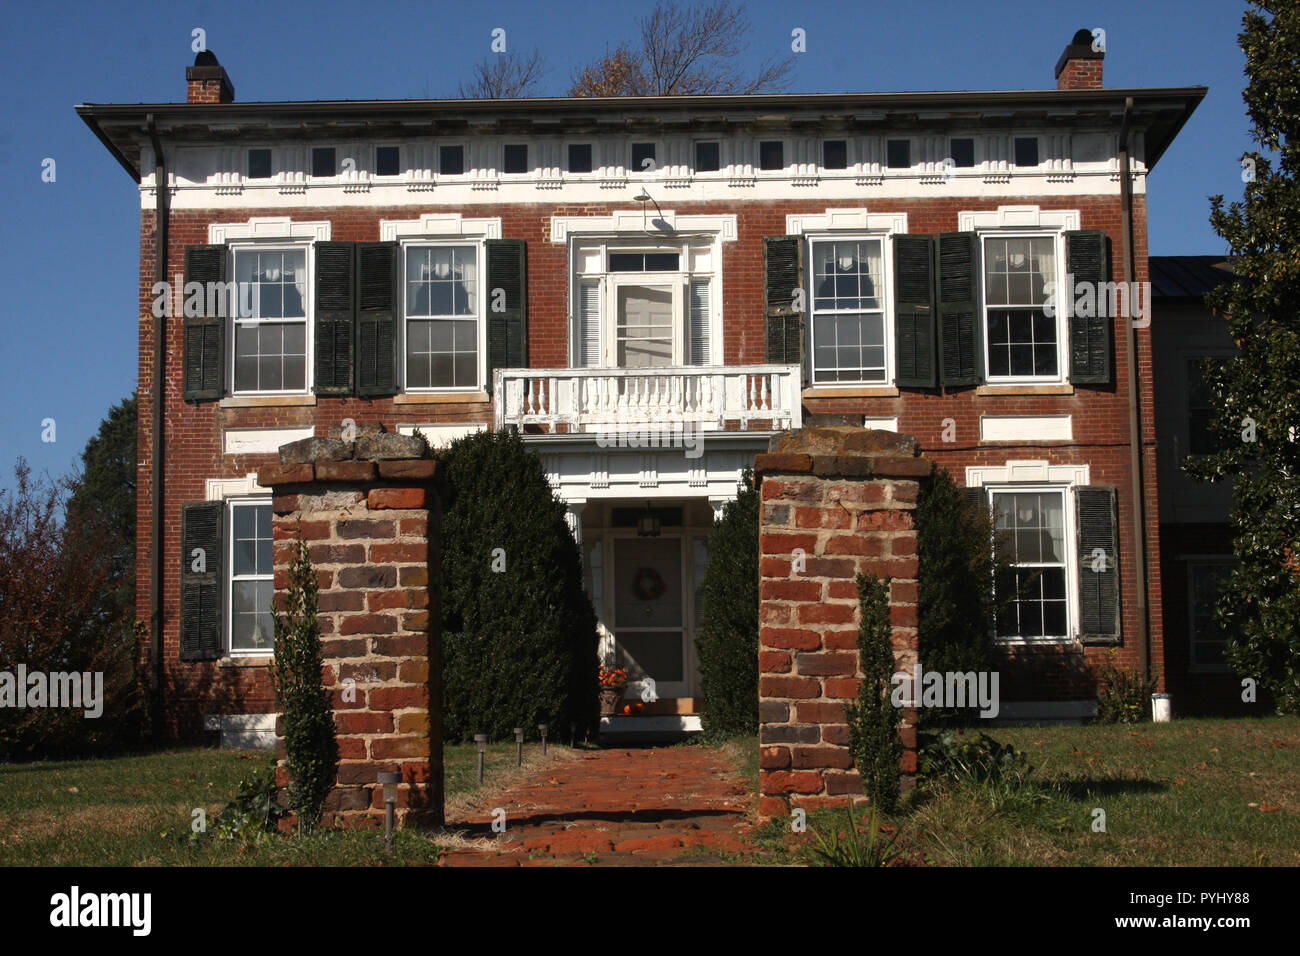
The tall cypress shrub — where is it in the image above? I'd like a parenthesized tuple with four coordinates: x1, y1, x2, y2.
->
(845, 573, 901, 813)
(272, 537, 338, 832)
(439, 429, 598, 740)
(696, 471, 760, 737)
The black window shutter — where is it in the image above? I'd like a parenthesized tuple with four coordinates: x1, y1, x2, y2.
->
(314, 241, 356, 396)
(936, 232, 980, 387)
(892, 234, 936, 388)
(1066, 230, 1113, 385)
(763, 236, 805, 383)
(963, 485, 987, 515)
(179, 501, 223, 662)
(485, 238, 528, 392)
(356, 242, 399, 397)
(182, 244, 226, 402)
(1076, 485, 1121, 643)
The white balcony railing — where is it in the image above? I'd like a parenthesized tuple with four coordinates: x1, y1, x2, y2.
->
(493, 364, 802, 433)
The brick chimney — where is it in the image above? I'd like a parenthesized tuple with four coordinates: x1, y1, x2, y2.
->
(1055, 28, 1104, 90)
(186, 50, 235, 103)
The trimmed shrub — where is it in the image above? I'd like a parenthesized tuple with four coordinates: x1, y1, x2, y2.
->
(1095, 650, 1158, 723)
(917, 468, 1011, 727)
(845, 573, 902, 813)
(439, 429, 597, 741)
(696, 470, 760, 737)
(272, 537, 338, 833)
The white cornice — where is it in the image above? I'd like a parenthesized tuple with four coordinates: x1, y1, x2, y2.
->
(958, 205, 1081, 232)
(965, 460, 1089, 486)
(785, 208, 907, 234)
(209, 217, 330, 243)
(550, 211, 738, 243)
(380, 212, 502, 241)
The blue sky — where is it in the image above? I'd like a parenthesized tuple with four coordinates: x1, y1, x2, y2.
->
(0, 0, 1257, 478)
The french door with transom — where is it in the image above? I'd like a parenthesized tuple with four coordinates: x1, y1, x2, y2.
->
(610, 534, 689, 699)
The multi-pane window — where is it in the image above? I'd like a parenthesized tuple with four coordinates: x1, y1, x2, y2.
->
(983, 235, 1059, 379)
(1187, 359, 1221, 455)
(809, 238, 887, 384)
(404, 245, 478, 389)
(992, 489, 1069, 640)
(695, 141, 721, 172)
(228, 500, 273, 654)
(1189, 561, 1234, 670)
(231, 248, 308, 393)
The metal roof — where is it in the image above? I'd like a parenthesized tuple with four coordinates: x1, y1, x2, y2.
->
(1149, 255, 1236, 298)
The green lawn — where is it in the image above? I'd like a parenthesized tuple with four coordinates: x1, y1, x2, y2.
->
(743, 717, 1300, 866)
(0, 740, 566, 867)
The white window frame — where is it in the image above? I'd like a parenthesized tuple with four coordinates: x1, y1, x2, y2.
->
(373, 144, 402, 179)
(802, 233, 895, 387)
(1013, 135, 1042, 169)
(693, 139, 723, 176)
(629, 139, 660, 177)
(500, 141, 531, 179)
(1185, 556, 1238, 674)
(983, 483, 1077, 645)
(226, 496, 274, 658)
(226, 241, 313, 396)
(568, 237, 720, 370)
(820, 137, 850, 173)
(885, 137, 912, 171)
(437, 142, 468, 178)
(399, 239, 487, 393)
(757, 137, 788, 175)
(977, 230, 1068, 385)
(246, 147, 274, 181)
(307, 145, 338, 182)
(565, 140, 597, 178)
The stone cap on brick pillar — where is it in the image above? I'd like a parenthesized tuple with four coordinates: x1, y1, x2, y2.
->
(256, 429, 444, 488)
(754, 426, 933, 482)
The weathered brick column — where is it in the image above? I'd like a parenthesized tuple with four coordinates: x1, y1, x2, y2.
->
(754, 427, 931, 818)
(258, 428, 443, 829)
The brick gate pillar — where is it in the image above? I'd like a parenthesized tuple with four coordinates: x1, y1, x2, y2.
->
(258, 430, 444, 829)
(753, 427, 932, 819)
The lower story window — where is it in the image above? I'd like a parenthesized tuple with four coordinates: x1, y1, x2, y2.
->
(1189, 561, 1235, 670)
(992, 488, 1069, 640)
(229, 499, 273, 654)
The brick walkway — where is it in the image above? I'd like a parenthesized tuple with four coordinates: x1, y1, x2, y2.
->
(438, 746, 756, 866)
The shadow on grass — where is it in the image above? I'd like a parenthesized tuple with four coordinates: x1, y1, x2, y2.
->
(1047, 778, 1167, 799)
(450, 806, 743, 836)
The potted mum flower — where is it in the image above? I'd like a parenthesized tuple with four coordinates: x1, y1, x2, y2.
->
(598, 665, 629, 716)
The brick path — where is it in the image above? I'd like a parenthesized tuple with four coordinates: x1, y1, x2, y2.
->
(438, 746, 756, 866)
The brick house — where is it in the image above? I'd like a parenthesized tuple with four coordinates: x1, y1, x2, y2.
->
(78, 33, 1205, 743)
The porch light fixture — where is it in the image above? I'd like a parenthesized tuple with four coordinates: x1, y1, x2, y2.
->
(636, 501, 662, 538)
(378, 770, 401, 845)
(474, 733, 488, 784)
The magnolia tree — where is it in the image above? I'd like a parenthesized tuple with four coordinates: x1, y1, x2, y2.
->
(1188, 1, 1300, 713)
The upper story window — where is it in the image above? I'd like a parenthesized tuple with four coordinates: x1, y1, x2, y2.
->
(631, 142, 657, 173)
(503, 144, 528, 174)
(228, 499, 273, 655)
(949, 137, 976, 167)
(247, 148, 272, 180)
(568, 143, 594, 174)
(992, 488, 1069, 640)
(310, 147, 336, 178)
(886, 139, 910, 169)
(808, 238, 888, 385)
(439, 145, 465, 176)
(1186, 359, 1222, 455)
(759, 140, 784, 171)
(822, 140, 848, 170)
(695, 141, 721, 172)
(571, 240, 714, 369)
(403, 244, 480, 390)
(230, 246, 308, 394)
(375, 146, 401, 177)
(981, 234, 1062, 382)
(1014, 136, 1040, 167)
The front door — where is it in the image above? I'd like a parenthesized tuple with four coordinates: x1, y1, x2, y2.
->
(611, 535, 687, 699)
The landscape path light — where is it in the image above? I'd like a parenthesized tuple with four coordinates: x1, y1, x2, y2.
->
(538, 722, 547, 755)
(514, 727, 524, 767)
(378, 770, 400, 846)
(475, 733, 488, 784)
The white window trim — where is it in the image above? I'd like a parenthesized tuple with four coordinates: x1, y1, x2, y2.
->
(629, 139, 661, 177)
(399, 239, 487, 393)
(567, 236, 720, 369)
(307, 145, 339, 182)
(373, 143, 403, 179)
(692, 139, 723, 177)
(380, 213, 502, 242)
(500, 141, 531, 180)
(756, 137, 788, 176)
(967, 461, 1089, 646)
(437, 142, 469, 179)
(976, 229, 1068, 385)
(958, 206, 1081, 233)
(226, 496, 275, 658)
(786, 209, 908, 235)
(209, 217, 330, 244)
(552, 212, 738, 243)
(226, 242, 314, 397)
(803, 233, 894, 387)
(206, 474, 268, 501)
(564, 140, 598, 179)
